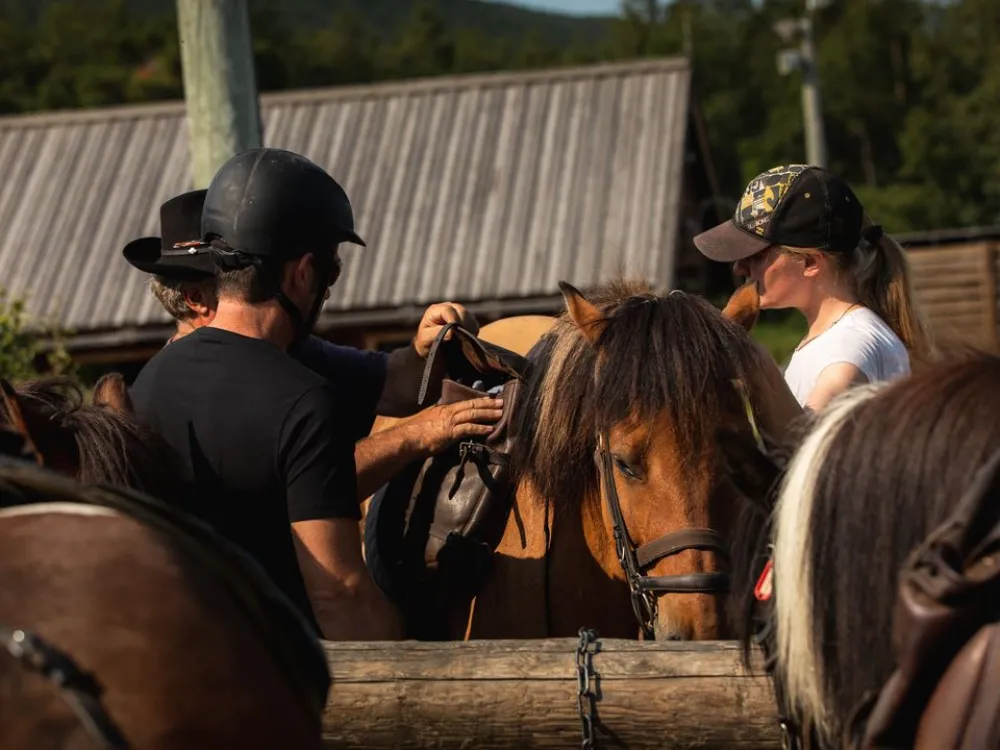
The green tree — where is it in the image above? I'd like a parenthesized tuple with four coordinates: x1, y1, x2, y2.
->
(0, 288, 75, 382)
(379, 3, 455, 80)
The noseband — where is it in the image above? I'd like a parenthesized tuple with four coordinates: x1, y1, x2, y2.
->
(1, 625, 130, 749)
(593, 383, 763, 639)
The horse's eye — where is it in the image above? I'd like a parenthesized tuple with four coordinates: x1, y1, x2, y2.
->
(613, 456, 641, 481)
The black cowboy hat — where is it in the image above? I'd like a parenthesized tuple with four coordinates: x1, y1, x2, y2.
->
(122, 190, 215, 279)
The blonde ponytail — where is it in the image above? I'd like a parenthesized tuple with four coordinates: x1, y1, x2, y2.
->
(849, 214, 933, 360)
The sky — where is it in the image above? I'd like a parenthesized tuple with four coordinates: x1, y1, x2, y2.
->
(496, 0, 621, 17)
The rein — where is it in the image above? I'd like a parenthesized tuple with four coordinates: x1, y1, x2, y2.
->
(0, 625, 130, 749)
(593, 383, 763, 639)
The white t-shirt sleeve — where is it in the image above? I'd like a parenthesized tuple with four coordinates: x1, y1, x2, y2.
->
(811, 328, 882, 382)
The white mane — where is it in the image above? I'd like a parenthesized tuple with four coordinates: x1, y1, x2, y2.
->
(772, 383, 882, 739)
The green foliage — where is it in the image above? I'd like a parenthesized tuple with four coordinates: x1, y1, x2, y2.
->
(751, 311, 808, 369)
(0, 288, 76, 382)
(0, 0, 997, 234)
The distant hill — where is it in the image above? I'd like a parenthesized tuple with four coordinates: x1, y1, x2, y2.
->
(0, 0, 616, 47)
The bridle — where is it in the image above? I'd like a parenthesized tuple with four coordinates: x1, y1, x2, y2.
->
(594, 438, 731, 638)
(592, 382, 764, 639)
(0, 625, 130, 749)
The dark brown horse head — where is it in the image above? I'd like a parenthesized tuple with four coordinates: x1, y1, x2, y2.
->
(556, 279, 800, 641)
(0, 376, 182, 501)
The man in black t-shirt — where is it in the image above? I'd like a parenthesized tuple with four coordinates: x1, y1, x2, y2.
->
(125, 189, 502, 479)
(130, 148, 502, 640)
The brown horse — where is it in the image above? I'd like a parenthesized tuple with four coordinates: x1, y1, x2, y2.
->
(0, 443, 330, 749)
(0, 374, 183, 500)
(731, 349, 1000, 748)
(431, 278, 802, 641)
(0, 374, 330, 748)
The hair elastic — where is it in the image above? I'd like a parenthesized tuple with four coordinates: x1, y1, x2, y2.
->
(862, 224, 884, 245)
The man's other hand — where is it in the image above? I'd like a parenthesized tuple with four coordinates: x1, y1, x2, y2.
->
(413, 302, 480, 359)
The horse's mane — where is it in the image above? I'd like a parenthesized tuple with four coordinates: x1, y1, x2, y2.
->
(7, 376, 184, 501)
(510, 277, 765, 508)
(509, 279, 643, 504)
(766, 348, 1000, 745)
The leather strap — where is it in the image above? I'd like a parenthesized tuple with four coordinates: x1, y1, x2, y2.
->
(636, 528, 731, 569)
(418, 322, 456, 407)
(637, 571, 731, 594)
(0, 625, 130, 749)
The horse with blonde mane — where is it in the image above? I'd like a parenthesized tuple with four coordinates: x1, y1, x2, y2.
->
(377, 278, 803, 641)
(730, 348, 1000, 748)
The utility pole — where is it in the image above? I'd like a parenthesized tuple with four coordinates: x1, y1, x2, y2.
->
(176, 0, 262, 189)
(774, 0, 831, 167)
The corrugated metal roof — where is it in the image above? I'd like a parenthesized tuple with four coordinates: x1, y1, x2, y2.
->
(0, 58, 692, 338)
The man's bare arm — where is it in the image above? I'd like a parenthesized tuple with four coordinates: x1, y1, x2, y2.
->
(355, 396, 503, 500)
(375, 343, 441, 417)
(291, 517, 403, 641)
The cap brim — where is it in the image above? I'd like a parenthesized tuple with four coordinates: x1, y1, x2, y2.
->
(342, 229, 366, 248)
(123, 237, 216, 279)
(694, 220, 771, 263)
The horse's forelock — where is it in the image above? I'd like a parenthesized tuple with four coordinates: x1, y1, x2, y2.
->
(588, 290, 762, 476)
(509, 277, 652, 507)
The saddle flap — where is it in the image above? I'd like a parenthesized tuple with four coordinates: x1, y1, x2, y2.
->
(449, 327, 533, 382)
(418, 324, 532, 407)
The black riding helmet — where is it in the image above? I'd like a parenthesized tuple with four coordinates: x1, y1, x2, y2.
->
(201, 147, 366, 338)
(202, 147, 366, 258)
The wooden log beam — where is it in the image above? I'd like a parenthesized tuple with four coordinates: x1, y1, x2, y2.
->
(322, 638, 781, 749)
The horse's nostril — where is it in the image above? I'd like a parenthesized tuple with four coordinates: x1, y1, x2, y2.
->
(666, 633, 683, 641)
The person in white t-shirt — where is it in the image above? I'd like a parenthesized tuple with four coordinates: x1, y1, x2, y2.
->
(694, 165, 931, 412)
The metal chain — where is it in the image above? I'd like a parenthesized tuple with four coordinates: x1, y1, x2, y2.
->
(576, 627, 599, 749)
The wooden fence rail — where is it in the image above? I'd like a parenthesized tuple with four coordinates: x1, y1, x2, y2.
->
(321, 638, 782, 749)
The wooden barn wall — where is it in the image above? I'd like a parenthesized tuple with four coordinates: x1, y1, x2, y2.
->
(905, 241, 999, 350)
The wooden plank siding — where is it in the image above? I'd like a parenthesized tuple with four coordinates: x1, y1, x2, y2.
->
(906, 242, 1000, 350)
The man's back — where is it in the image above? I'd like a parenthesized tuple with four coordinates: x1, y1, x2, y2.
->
(130, 327, 359, 631)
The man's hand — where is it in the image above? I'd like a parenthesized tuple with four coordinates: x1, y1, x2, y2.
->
(413, 302, 480, 359)
(355, 395, 504, 500)
(404, 395, 504, 455)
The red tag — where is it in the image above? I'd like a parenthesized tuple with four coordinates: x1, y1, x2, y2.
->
(754, 559, 773, 602)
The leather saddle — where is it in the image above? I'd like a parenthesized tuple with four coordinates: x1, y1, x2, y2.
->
(365, 324, 534, 639)
(845, 449, 1000, 749)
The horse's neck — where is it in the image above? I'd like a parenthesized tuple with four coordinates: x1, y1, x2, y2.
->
(748, 346, 803, 442)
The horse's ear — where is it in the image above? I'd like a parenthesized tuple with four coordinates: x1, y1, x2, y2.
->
(722, 282, 760, 332)
(0, 379, 43, 465)
(558, 281, 606, 345)
(92, 373, 134, 414)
